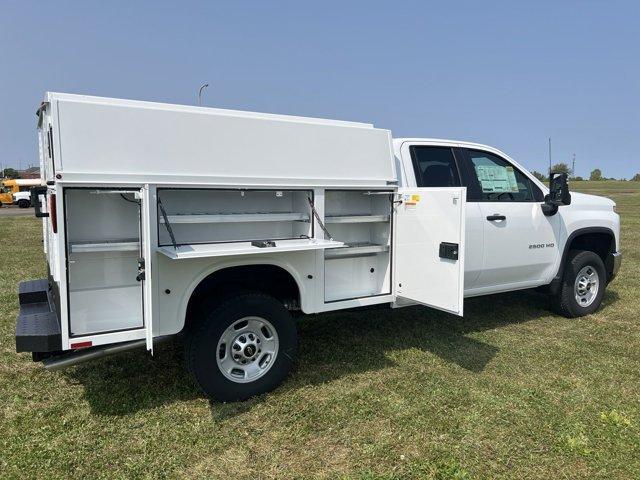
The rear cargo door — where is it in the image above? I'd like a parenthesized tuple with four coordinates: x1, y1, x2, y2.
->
(393, 187, 466, 315)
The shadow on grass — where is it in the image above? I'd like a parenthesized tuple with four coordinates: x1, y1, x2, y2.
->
(65, 288, 615, 416)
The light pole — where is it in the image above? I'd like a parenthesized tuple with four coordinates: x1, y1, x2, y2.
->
(548, 137, 553, 177)
(198, 83, 209, 106)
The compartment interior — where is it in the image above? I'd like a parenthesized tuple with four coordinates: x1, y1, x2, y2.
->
(157, 189, 312, 246)
(65, 189, 143, 336)
(324, 190, 392, 302)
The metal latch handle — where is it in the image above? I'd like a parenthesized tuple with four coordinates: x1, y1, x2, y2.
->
(136, 258, 146, 282)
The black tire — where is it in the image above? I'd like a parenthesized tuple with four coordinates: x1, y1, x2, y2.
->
(17, 199, 30, 208)
(553, 250, 606, 318)
(185, 292, 297, 402)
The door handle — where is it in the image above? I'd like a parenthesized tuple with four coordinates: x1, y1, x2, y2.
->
(486, 214, 506, 221)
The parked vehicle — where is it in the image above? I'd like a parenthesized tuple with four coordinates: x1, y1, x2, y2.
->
(16, 93, 621, 401)
(0, 178, 40, 207)
(13, 190, 32, 208)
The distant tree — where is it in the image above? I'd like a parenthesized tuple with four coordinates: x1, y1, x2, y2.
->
(531, 170, 547, 182)
(571, 176, 584, 181)
(551, 163, 571, 175)
(632, 173, 640, 182)
(589, 168, 603, 181)
(2, 168, 19, 179)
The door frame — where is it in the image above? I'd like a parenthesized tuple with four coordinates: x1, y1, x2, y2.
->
(61, 186, 151, 348)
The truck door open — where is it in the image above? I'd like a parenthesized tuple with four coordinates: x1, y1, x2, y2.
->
(393, 187, 466, 316)
(64, 188, 149, 338)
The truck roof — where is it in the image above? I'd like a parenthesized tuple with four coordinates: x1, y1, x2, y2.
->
(393, 137, 504, 152)
(392, 138, 548, 192)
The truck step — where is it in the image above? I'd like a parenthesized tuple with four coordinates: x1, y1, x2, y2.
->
(15, 298, 61, 354)
(18, 279, 49, 305)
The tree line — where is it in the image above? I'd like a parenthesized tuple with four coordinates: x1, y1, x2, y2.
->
(531, 163, 640, 182)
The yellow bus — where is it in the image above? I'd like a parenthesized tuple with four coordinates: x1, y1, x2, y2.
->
(0, 178, 42, 207)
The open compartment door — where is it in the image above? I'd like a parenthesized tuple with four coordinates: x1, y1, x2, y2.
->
(393, 187, 466, 316)
(140, 186, 154, 352)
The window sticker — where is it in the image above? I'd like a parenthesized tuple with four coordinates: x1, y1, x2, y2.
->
(505, 166, 519, 192)
(475, 165, 519, 193)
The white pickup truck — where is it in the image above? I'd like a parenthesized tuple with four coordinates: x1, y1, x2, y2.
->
(16, 93, 621, 401)
(393, 139, 621, 315)
(13, 190, 32, 208)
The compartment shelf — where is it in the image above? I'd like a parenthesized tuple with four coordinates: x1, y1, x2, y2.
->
(160, 212, 310, 224)
(325, 214, 390, 224)
(324, 242, 389, 259)
(158, 238, 344, 260)
(70, 240, 140, 253)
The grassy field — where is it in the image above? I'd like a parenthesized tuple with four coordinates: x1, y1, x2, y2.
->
(1, 181, 638, 479)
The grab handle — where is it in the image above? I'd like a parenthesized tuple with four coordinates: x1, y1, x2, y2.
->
(31, 186, 49, 218)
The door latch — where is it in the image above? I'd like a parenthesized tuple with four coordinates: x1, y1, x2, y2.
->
(136, 257, 146, 281)
(439, 242, 459, 260)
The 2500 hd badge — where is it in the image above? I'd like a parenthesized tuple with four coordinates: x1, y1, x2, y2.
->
(529, 243, 555, 249)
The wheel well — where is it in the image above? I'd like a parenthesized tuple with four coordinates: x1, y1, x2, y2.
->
(185, 264, 300, 327)
(568, 231, 614, 263)
(566, 230, 615, 281)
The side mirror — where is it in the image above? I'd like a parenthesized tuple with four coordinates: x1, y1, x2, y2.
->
(549, 172, 571, 206)
(541, 172, 571, 216)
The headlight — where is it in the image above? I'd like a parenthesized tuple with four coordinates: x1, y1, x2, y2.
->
(613, 204, 618, 213)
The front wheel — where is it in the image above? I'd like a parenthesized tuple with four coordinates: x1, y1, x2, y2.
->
(185, 292, 298, 401)
(553, 250, 606, 318)
(17, 199, 30, 208)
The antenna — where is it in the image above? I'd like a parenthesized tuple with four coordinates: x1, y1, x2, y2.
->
(572, 153, 576, 177)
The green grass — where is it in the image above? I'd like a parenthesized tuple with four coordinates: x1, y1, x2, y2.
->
(1, 181, 639, 479)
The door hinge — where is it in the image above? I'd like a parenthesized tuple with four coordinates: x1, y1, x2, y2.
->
(136, 258, 146, 281)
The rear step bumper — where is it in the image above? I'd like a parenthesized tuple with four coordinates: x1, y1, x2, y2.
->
(15, 279, 62, 353)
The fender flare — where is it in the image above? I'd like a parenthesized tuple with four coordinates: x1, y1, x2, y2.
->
(548, 226, 616, 293)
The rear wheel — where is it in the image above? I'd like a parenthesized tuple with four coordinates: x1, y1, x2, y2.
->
(17, 199, 30, 208)
(185, 292, 297, 401)
(553, 250, 606, 318)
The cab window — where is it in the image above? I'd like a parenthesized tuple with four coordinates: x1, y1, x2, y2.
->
(465, 149, 541, 202)
(409, 146, 461, 187)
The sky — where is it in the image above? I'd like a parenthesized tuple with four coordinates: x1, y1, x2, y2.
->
(0, 1, 638, 178)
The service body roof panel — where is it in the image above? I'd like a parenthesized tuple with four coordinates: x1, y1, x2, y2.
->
(49, 93, 395, 187)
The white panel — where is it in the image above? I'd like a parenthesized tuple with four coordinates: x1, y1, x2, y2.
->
(70, 286, 143, 335)
(52, 93, 394, 186)
(324, 253, 390, 302)
(158, 238, 343, 260)
(394, 188, 466, 315)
